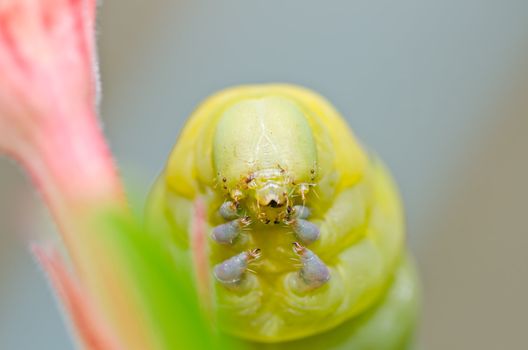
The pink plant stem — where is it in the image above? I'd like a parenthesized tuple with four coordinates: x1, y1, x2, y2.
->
(21, 107, 134, 343)
(0, 1, 154, 347)
(33, 245, 123, 350)
(13, 94, 122, 268)
(21, 108, 154, 349)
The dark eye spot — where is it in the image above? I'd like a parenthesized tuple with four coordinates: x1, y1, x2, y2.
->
(222, 177, 227, 182)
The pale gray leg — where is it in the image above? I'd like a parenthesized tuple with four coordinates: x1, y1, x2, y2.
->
(213, 248, 261, 286)
(212, 216, 250, 245)
(292, 242, 330, 291)
(219, 201, 239, 220)
(289, 218, 320, 244)
(292, 205, 311, 220)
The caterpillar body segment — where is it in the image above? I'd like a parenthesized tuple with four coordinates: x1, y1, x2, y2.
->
(147, 84, 418, 344)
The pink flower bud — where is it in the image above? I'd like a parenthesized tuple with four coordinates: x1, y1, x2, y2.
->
(0, 0, 120, 205)
(0, 1, 153, 348)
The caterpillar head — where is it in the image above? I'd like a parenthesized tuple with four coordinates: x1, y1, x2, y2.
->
(213, 96, 317, 223)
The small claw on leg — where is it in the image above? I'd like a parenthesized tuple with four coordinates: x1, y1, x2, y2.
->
(213, 248, 261, 287)
(287, 218, 320, 244)
(212, 216, 251, 244)
(292, 242, 330, 292)
(298, 183, 310, 204)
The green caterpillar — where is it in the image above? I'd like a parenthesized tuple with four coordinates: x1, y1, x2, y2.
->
(146, 84, 419, 348)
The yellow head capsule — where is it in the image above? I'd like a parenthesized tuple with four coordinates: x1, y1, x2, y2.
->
(213, 96, 317, 222)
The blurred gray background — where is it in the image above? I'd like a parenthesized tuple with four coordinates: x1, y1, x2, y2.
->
(1, 0, 527, 349)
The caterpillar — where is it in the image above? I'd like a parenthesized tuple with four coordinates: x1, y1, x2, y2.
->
(146, 84, 419, 348)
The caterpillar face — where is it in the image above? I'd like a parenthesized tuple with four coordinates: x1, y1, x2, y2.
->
(148, 84, 416, 344)
(213, 97, 318, 224)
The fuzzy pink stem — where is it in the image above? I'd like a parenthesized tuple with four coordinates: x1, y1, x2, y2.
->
(0, 1, 154, 347)
(33, 245, 122, 350)
(20, 106, 126, 280)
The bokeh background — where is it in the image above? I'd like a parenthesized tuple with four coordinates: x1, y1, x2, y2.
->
(1, 1, 527, 349)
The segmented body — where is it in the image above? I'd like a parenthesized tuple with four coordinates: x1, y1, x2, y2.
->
(147, 85, 418, 345)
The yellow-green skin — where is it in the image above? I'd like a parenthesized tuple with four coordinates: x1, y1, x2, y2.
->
(147, 84, 419, 347)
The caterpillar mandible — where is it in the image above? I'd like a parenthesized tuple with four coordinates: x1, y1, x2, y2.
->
(146, 84, 419, 348)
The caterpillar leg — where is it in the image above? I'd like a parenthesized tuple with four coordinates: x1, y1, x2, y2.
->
(219, 201, 239, 220)
(285, 205, 320, 244)
(213, 248, 261, 287)
(292, 205, 311, 220)
(212, 216, 251, 245)
(287, 217, 320, 245)
(291, 242, 330, 292)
